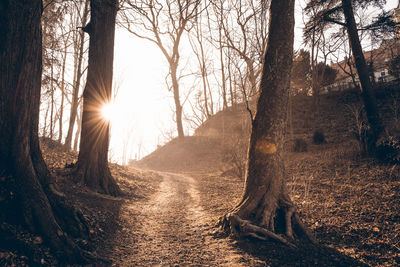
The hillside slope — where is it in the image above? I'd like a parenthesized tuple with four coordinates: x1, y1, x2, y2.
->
(137, 84, 400, 173)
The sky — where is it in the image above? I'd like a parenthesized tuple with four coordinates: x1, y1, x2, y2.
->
(109, 0, 399, 164)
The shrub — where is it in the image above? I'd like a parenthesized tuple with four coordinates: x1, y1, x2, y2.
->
(313, 130, 326, 144)
(346, 103, 369, 154)
(293, 138, 308, 152)
(376, 136, 400, 164)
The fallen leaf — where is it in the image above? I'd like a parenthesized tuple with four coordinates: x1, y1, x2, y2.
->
(33, 236, 43, 245)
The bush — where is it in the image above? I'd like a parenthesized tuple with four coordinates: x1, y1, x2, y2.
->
(313, 130, 326, 144)
(376, 136, 400, 164)
(293, 138, 308, 152)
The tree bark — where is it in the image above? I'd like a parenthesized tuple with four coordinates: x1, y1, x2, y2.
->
(0, 1, 88, 262)
(72, 0, 120, 196)
(342, 0, 384, 155)
(221, 0, 315, 245)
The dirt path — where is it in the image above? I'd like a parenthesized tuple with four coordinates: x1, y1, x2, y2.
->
(108, 171, 247, 266)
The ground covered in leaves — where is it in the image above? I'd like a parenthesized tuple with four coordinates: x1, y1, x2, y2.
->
(192, 140, 400, 266)
(2, 135, 399, 266)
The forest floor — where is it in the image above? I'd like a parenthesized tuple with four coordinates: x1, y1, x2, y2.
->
(1, 138, 400, 266)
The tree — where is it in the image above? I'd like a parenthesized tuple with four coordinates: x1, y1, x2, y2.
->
(65, 0, 90, 150)
(0, 0, 89, 262)
(305, 0, 386, 155)
(188, 4, 214, 119)
(216, 0, 269, 99)
(42, 1, 66, 140)
(122, 0, 201, 139)
(213, 1, 228, 109)
(71, 0, 120, 196)
(341, 0, 384, 155)
(389, 54, 400, 79)
(291, 49, 311, 94)
(315, 62, 338, 87)
(220, 0, 315, 246)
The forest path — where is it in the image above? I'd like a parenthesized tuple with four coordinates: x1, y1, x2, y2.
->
(108, 171, 246, 266)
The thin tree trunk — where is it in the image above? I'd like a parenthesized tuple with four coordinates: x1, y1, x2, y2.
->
(227, 54, 235, 106)
(206, 69, 214, 115)
(171, 64, 184, 138)
(191, 19, 211, 118)
(49, 51, 55, 139)
(219, 23, 228, 109)
(65, 0, 89, 150)
(58, 37, 68, 143)
(202, 67, 210, 117)
(342, 0, 384, 155)
(73, 100, 83, 151)
(72, 0, 120, 196)
(221, 0, 315, 245)
(245, 58, 257, 97)
(43, 103, 50, 137)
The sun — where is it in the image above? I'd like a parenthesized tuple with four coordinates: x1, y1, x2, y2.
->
(101, 103, 117, 122)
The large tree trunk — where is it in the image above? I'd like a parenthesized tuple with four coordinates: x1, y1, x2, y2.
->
(221, 0, 315, 246)
(72, 0, 120, 196)
(342, 0, 384, 155)
(0, 1, 88, 263)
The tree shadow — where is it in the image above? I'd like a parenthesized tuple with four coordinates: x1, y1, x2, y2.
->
(228, 236, 368, 267)
(56, 176, 124, 264)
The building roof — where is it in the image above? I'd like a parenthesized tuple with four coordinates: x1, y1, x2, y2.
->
(330, 39, 400, 81)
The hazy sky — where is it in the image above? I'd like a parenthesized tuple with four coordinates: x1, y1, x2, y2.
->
(110, 0, 399, 163)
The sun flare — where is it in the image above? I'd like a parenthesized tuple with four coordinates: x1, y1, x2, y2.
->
(101, 103, 116, 122)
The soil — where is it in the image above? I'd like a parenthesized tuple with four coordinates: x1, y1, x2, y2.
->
(102, 172, 246, 266)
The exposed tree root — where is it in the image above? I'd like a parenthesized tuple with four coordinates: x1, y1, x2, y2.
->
(16, 155, 94, 263)
(57, 162, 120, 197)
(219, 195, 317, 248)
(46, 184, 89, 238)
(293, 212, 318, 244)
(221, 213, 297, 248)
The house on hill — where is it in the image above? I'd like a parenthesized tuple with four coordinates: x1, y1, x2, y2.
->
(321, 39, 400, 94)
(394, 2, 400, 35)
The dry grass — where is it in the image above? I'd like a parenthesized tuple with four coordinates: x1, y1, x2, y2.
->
(285, 141, 400, 266)
(181, 138, 400, 266)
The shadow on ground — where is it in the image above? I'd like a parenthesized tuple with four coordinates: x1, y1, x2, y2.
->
(228, 236, 368, 267)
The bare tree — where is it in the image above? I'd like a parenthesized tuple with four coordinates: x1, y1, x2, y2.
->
(122, 0, 201, 139)
(188, 3, 215, 119)
(215, 0, 269, 98)
(57, 24, 72, 143)
(65, 0, 90, 150)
